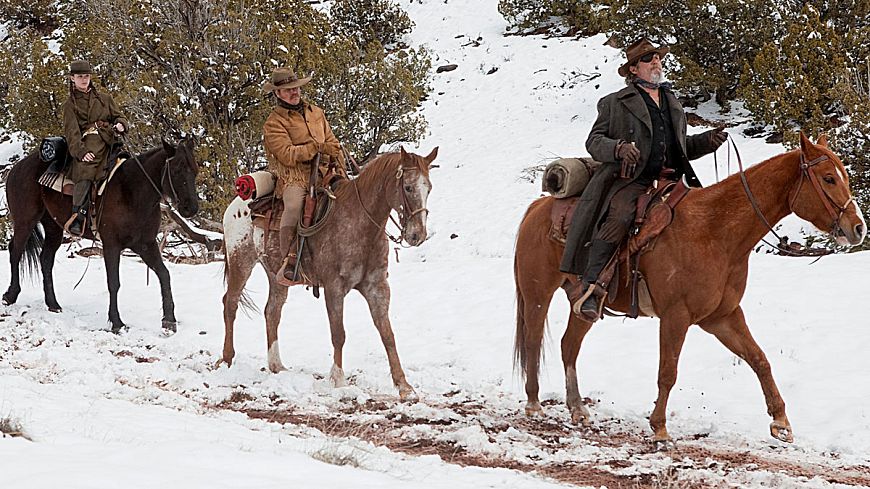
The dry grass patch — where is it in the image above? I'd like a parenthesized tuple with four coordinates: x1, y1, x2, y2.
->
(0, 414, 31, 441)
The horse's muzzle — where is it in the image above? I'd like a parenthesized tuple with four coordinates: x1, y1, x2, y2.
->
(835, 219, 866, 246)
(404, 230, 427, 247)
(179, 202, 199, 219)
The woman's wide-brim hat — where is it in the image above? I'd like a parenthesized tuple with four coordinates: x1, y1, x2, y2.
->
(69, 59, 93, 75)
(263, 67, 312, 92)
(618, 38, 669, 78)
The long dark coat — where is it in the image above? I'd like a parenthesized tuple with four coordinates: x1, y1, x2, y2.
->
(62, 83, 128, 182)
(560, 85, 717, 274)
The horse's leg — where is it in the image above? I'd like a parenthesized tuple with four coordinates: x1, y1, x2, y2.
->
(518, 286, 553, 417)
(132, 240, 177, 332)
(649, 311, 691, 450)
(561, 310, 594, 425)
(2, 218, 38, 306)
(358, 277, 416, 401)
(263, 276, 289, 373)
(39, 214, 63, 312)
(700, 306, 792, 443)
(323, 286, 350, 387)
(219, 251, 257, 368)
(102, 243, 126, 333)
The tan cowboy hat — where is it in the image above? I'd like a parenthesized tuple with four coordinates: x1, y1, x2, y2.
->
(262, 67, 312, 92)
(617, 38, 670, 78)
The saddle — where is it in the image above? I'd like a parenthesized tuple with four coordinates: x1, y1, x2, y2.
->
(249, 170, 344, 233)
(249, 168, 346, 292)
(38, 137, 129, 236)
(552, 175, 692, 318)
(38, 137, 127, 196)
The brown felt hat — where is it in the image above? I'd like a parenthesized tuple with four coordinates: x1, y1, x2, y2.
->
(262, 67, 312, 92)
(618, 38, 669, 78)
(69, 59, 93, 75)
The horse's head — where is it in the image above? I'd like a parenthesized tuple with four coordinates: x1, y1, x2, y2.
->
(790, 133, 866, 246)
(392, 146, 437, 246)
(162, 138, 200, 218)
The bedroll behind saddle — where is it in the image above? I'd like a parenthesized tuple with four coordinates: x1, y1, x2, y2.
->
(542, 157, 602, 199)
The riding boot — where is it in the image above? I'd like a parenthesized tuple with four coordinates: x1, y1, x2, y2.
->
(65, 180, 93, 236)
(275, 225, 303, 287)
(572, 239, 618, 320)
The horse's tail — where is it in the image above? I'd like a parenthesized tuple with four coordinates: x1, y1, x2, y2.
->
(220, 259, 257, 317)
(21, 224, 45, 280)
(513, 204, 535, 384)
(513, 254, 528, 383)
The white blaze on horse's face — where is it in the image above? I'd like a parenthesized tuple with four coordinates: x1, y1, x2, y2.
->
(795, 134, 866, 246)
(401, 165, 431, 247)
(396, 147, 437, 247)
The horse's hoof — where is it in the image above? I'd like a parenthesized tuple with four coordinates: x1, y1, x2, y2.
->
(653, 438, 677, 452)
(2, 294, 15, 306)
(524, 401, 544, 417)
(268, 363, 287, 374)
(48, 306, 62, 313)
(770, 422, 794, 443)
(398, 385, 418, 402)
(570, 407, 593, 427)
(162, 320, 177, 333)
(330, 365, 347, 387)
(214, 357, 232, 369)
(111, 323, 128, 334)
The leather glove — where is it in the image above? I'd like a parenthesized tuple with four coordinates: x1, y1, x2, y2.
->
(616, 141, 640, 165)
(708, 127, 728, 149)
(299, 141, 320, 161)
(323, 141, 342, 158)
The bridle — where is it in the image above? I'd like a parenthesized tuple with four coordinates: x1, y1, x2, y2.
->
(353, 158, 429, 246)
(730, 139, 852, 256)
(134, 150, 184, 210)
(789, 152, 853, 238)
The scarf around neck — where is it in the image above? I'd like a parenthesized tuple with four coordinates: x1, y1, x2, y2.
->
(634, 78, 673, 91)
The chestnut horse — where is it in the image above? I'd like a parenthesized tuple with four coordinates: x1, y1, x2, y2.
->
(219, 147, 437, 400)
(514, 134, 865, 448)
(2, 140, 200, 333)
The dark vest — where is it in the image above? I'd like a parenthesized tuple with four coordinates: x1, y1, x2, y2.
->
(637, 87, 681, 180)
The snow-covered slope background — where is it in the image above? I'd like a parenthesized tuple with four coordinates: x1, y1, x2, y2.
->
(2, 1, 869, 487)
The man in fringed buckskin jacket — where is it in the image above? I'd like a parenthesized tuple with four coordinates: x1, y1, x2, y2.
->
(561, 38, 728, 321)
(262, 67, 345, 286)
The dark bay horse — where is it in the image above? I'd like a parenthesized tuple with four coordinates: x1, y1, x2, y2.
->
(514, 133, 865, 448)
(220, 147, 437, 400)
(2, 140, 200, 333)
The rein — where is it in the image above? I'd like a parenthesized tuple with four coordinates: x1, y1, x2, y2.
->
(132, 152, 179, 210)
(729, 139, 842, 257)
(351, 154, 428, 246)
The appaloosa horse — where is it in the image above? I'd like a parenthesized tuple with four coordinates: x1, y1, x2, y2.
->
(2, 140, 200, 333)
(220, 147, 437, 400)
(514, 133, 865, 448)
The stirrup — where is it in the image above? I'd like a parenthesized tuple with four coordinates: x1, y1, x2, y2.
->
(571, 283, 605, 320)
(64, 213, 85, 237)
(275, 255, 305, 287)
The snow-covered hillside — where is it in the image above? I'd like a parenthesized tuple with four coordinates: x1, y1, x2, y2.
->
(2, 1, 869, 488)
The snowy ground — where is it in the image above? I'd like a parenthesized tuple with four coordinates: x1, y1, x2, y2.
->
(2, 1, 870, 488)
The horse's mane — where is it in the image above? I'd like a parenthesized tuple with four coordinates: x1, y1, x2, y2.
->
(334, 151, 412, 200)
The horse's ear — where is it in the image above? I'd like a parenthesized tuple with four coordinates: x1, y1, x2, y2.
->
(424, 146, 439, 167)
(799, 131, 813, 154)
(399, 146, 408, 158)
(817, 133, 829, 148)
(162, 138, 176, 156)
